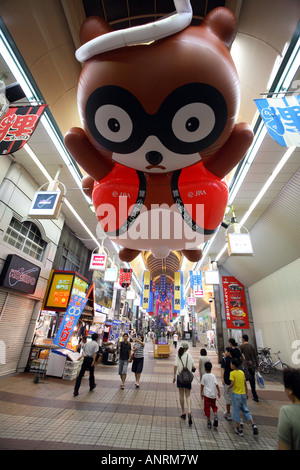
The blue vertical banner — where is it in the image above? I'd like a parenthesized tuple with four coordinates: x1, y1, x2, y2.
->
(53, 295, 88, 349)
(109, 319, 122, 341)
(149, 289, 153, 313)
(255, 95, 300, 147)
(190, 271, 204, 297)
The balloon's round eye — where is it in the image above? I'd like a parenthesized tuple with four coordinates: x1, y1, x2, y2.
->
(94, 105, 133, 143)
(172, 103, 215, 143)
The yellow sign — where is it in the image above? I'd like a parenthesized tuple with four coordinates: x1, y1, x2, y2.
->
(174, 271, 182, 311)
(43, 272, 88, 310)
(142, 271, 151, 310)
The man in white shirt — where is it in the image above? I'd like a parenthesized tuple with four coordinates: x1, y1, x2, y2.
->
(200, 361, 220, 428)
(74, 333, 99, 396)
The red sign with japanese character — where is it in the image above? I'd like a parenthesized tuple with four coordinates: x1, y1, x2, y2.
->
(0, 105, 47, 155)
(222, 276, 250, 329)
(119, 268, 132, 288)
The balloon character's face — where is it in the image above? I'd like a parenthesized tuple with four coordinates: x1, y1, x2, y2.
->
(77, 15, 239, 174)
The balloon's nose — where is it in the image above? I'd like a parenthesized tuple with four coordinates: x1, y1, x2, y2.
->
(145, 151, 163, 166)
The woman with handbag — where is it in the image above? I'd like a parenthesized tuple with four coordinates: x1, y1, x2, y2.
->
(173, 341, 196, 425)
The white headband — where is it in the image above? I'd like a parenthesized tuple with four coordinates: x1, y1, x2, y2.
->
(75, 0, 193, 62)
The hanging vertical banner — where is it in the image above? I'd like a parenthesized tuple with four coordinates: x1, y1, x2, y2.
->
(53, 295, 88, 349)
(160, 275, 166, 293)
(255, 95, 300, 147)
(109, 319, 122, 341)
(222, 276, 250, 329)
(190, 271, 204, 297)
(0, 104, 47, 155)
(148, 289, 153, 315)
(119, 268, 132, 288)
(141, 270, 151, 310)
(173, 271, 183, 312)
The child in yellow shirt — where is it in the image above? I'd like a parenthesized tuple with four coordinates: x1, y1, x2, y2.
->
(228, 358, 258, 436)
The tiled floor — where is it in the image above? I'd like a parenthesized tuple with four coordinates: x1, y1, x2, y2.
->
(0, 340, 288, 451)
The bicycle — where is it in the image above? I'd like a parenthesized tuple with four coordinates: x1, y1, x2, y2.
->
(259, 350, 288, 374)
(257, 347, 271, 363)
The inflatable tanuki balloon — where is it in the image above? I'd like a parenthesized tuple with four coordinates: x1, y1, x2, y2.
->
(65, 4, 253, 263)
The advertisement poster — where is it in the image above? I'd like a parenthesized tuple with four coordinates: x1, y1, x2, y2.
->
(222, 276, 249, 329)
(109, 320, 122, 341)
(93, 270, 113, 309)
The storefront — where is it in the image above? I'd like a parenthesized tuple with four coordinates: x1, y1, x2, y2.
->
(27, 270, 89, 374)
(0, 254, 42, 376)
(196, 308, 216, 348)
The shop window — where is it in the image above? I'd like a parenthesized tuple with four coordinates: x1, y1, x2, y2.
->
(4, 217, 46, 261)
(59, 246, 81, 272)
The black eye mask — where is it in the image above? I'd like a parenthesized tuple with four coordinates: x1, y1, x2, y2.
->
(85, 83, 227, 155)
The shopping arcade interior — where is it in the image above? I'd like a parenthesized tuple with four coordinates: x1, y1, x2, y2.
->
(0, 0, 299, 349)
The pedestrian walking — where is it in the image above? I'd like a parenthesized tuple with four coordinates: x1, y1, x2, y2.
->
(199, 348, 211, 380)
(173, 333, 178, 349)
(132, 334, 144, 388)
(221, 346, 233, 420)
(173, 341, 195, 425)
(228, 358, 258, 436)
(228, 338, 242, 364)
(201, 362, 221, 428)
(239, 334, 259, 402)
(73, 333, 99, 396)
(118, 332, 132, 389)
(277, 368, 300, 450)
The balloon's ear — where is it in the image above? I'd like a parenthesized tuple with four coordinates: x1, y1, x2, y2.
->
(201, 7, 237, 48)
(79, 16, 112, 45)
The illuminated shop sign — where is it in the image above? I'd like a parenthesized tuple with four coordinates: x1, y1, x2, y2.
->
(43, 271, 88, 310)
(28, 190, 63, 220)
(89, 253, 108, 271)
(0, 254, 41, 294)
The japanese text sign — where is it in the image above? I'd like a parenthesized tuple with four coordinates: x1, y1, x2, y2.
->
(142, 270, 151, 310)
(173, 271, 183, 312)
(0, 105, 47, 155)
(119, 268, 132, 288)
(190, 270, 204, 297)
(255, 95, 300, 147)
(222, 276, 249, 329)
(53, 295, 87, 349)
